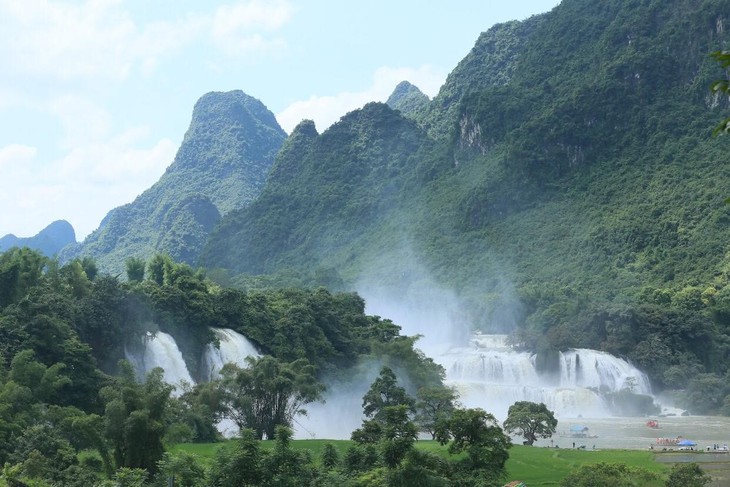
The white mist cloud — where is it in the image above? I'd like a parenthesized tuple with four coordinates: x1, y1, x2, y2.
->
(276, 64, 446, 133)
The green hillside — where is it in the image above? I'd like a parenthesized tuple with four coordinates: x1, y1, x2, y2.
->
(201, 0, 730, 397)
(59, 90, 286, 273)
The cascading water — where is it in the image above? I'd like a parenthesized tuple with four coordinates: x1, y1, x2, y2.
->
(440, 333, 653, 419)
(125, 331, 194, 391)
(126, 328, 261, 388)
(201, 328, 261, 381)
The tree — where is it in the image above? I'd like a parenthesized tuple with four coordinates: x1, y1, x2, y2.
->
(436, 407, 511, 485)
(361, 366, 415, 420)
(379, 405, 419, 469)
(125, 258, 146, 283)
(101, 363, 173, 474)
(154, 452, 206, 487)
(320, 443, 340, 470)
(0, 247, 47, 309)
(711, 50, 730, 136)
(666, 462, 711, 487)
(352, 366, 416, 445)
(219, 355, 324, 439)
(415, 386, 459, 440)
(261, 425, 316, 486)
(502, 401, 558, 446)
(207, 428, 263, 487)
(560, 462, 659, 487)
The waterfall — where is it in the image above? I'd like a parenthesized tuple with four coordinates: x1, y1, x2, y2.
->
(202, 328, 261, 381)
(439, 333, 652, 419)
(125, 331, 194, 391)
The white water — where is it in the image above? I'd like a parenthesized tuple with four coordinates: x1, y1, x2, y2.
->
(201, 328, 261, 381)
(441, 333, 653, 419)
(125, 331, 194, 391)
(126, 327, 260, 389)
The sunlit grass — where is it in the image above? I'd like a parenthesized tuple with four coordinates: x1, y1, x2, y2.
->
(172, 439, 671, 484)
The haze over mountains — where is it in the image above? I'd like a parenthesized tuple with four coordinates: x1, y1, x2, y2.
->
(0, 220, 75, 256)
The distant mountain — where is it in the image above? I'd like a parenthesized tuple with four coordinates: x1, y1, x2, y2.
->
(386, 81, 430, 118)
(60, 90, 287, 273)
(200, 102, 437, 280)
(0, 220, 76, 256)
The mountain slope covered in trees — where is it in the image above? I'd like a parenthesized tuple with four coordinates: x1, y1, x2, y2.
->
(202, 0, 730, 395)
(59, 91, 286, 273)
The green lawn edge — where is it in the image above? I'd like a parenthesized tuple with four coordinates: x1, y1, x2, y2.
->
(171, 440, 672, 485)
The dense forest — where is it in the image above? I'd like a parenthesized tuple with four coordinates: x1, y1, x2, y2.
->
(2, 0, 730, 484)
(0, 249, 482, 485)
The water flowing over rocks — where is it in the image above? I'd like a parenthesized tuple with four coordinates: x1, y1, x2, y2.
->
(440, 333, 654, 419)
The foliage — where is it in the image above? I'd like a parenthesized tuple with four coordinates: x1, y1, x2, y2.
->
(361, 366, 416, 421)
(666, 462, 712, 487)
(218, 355, 325, 440)
(502, 401, 558, 446)
(559, 462, 661, 487)
(415, 386, 459, 440)
(711, 50, 730, 135)
(436, 407, 511, 484)
(101, 363, 173, 474)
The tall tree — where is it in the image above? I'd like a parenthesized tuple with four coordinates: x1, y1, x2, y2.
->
(415, 386, 459, 440)
(502, 401, 558, 446)
(219, 356, 324, 439)
(361, 366, 415, 420)
(101, 363, 173, 474)
(125, 257, 146, 283)
(437, 407, 511, 484)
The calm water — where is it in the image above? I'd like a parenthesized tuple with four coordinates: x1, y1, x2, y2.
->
(530, 415, 730, 451)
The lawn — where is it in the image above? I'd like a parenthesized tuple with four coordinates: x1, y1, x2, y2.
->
(172, 439, 671, 485)
(503, 446, 668, 486)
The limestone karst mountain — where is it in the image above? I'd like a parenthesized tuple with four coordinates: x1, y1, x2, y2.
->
(59, 90, 286, 272)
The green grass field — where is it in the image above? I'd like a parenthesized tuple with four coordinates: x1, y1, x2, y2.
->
(172, 440, 671, 485)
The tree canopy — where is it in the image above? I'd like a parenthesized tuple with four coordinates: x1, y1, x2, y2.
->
(502, 401, 558, 446)
(218, 355, 324, 440)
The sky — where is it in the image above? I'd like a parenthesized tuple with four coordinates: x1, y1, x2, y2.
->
(0, 0, 560, 241)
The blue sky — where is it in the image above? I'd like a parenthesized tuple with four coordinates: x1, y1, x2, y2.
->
(0, 0, 560, 240)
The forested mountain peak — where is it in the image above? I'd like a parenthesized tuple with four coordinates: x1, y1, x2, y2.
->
(386, 80, 430, 117)
(201, 101, 435, 278)
(60, 90, 286, 272)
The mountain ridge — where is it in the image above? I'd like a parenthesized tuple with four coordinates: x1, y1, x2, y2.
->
(59, 90, 287, 272)
(0, 220, 76, 256)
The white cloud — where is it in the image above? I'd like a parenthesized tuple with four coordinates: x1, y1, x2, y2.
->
(0, 135, 176, 240)
(0, 0, 137, 81)
(49, 95, 112, 149)
(0, 144, 37, 171)
(0, 0, 292, 83)
(212, 0, 292, 36)
(276, 65, 446, 133)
